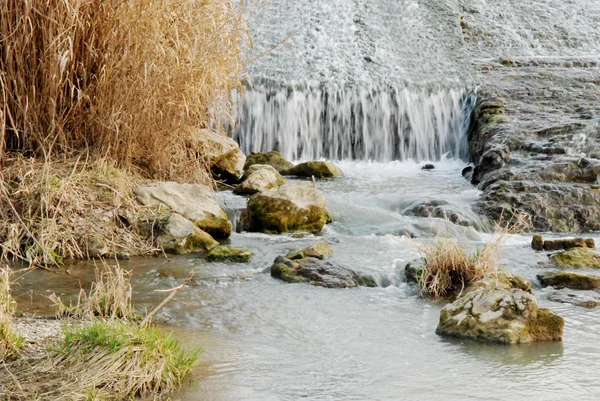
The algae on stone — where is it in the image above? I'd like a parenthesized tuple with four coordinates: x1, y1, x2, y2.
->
(551, 247, 600, 268)
(538, 271, 600, 290)
(206, 246, 253, 263)
(281, 161, 343, 178)
(244, 151, 294, 172)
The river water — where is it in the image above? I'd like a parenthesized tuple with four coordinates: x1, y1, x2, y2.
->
(13, 0, 600, 399)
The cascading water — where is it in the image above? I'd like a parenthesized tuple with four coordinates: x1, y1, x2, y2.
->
(232, 84, 475, 162)
(234, 0, 477, 162)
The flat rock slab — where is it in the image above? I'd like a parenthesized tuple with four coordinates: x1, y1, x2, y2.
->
(206, 246, 253, 263)
(547, 288, 600, 308)
(538, 271, 600, 290)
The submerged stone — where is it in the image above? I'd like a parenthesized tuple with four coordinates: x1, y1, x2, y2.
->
(437, 287, 563, 344)
(241, 183, 332, 234)
(547, 288, 600, 308)
(281, 161, 343, 178)
(206, 246, 253, 263)
(538, 271, 600, 290)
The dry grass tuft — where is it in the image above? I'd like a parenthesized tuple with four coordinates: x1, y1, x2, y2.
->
(0, 0, 251, 181)
(0, 267, 23, 360)
(418, 213, 530, 299)
(0, 157, 157, 266)
(50, 261, 137, 320)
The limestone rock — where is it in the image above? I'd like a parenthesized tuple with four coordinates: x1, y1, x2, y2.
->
(190, 129, 245, 183)
(437, 287, 564, 344)
(244, 151, 294, 172)
(233, 165, 286, 195)
(538, 271, 600, 290)
(241, 183, 332, 233)
(206, 246, 253, 263)
(157, 227, 218, 255)
(270, 243, 375, 288)
(551, 247, 600, 268)
(135, 182, 232, 238)
(282, 161, 343, 178)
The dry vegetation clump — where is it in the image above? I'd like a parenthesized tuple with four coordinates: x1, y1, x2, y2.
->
(0, 267, 23, 360)
(418, 214, 530, 299)
(0, 157, 158, 266)
(50, 261, 137, 320)
(0, 0, 251, 182)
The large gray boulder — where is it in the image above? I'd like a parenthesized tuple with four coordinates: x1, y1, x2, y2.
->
(142, 213, 218, 255)
(437, 287, 564, 344)
(241, 183, 332, 233)
(233, 165, 286, 195)
(135, 182, 232, 238)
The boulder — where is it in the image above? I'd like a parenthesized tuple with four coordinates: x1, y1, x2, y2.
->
(422, 164, 435, 170)
(532, 235, 544, 251)
(244, 151, 294, 172)
(206, 246, 253, 263)
(281, 161, 343, 178)
(150, 213, 219, 254)
(543, 237, 595, 251)
(538, 271, 600, 290)
(233, 165, 286, 195)
(551, 247, 600, 268)
(464, 270, 533, 294)
(270, 242, 376, 288)
(547, 288, 600, 308)
(135, 182, 232, 238)
(437, 287, 564, 344)
(241, 183, 332, 233)
(190, 129, 245, 183)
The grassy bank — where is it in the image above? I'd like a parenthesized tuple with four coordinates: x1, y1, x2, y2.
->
(1, 263, 199, 400)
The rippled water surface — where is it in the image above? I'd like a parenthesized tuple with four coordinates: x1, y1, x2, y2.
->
(14, 161, 600, 401)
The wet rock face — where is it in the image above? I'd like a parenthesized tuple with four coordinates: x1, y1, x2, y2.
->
(270, 243, 376, 288)
(531, 235, 596, 252)
(241, 183, 332, 234)
(437, 287, 563, 344)
(468, 63, 600, 233)
(206, 246, 253, 263)
(404, 200, 477, 227)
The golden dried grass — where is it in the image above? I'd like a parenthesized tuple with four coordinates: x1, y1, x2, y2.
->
(418, 213, 530, 299)
(0, 267, 23, 360)
(0, 0, 251, 181)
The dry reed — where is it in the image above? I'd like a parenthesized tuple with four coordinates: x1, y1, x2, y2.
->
(0, 0, 251, 181)
(50, 261, 137, 320)
(0, 267, 23, 360)
(0, 156, 157, 266)
(418, 213, 530, 299)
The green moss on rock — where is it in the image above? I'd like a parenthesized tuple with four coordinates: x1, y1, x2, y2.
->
(287, 242, 333, 260)
(206, 246, 253, 263)
(195, 212, 232, 239)
(551, 247, 600, 268)
(281, 161, 344, 178)
(157, 228, 218, 255)
(244, 151, 294, 172)
(538, 271, 600, 290)
(527, 308, 564, 342)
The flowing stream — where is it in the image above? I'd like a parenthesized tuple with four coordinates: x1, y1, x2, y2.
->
(13, 0, 600, 399)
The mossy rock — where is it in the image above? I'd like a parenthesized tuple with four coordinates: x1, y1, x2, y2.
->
(242, 183, 332, 234)
(551, 247, 600, 268)
(206, 246, 253, 263)
(543, 237, 593, 251)
(244, 151, 294, 172)
(538, 271, 600, 290)
(404, 263, 423, 284)
(195, 212, 232, 239)
(281, 161, 343, 178)
(286, 242, 333, 260)
(526, 308, 564, 342)
(157, 227, 218, 255)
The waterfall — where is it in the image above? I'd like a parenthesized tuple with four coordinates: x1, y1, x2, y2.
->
(232, 84, 475, 162)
